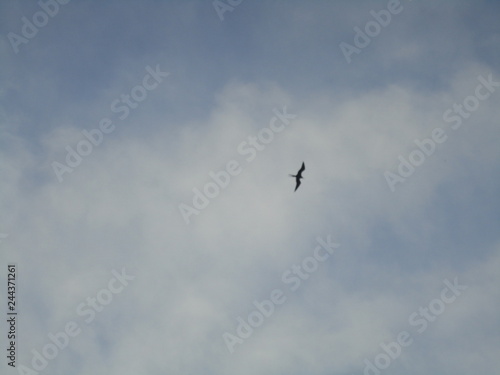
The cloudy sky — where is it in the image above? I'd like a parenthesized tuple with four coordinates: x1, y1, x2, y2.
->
(1, 1, 500, 374)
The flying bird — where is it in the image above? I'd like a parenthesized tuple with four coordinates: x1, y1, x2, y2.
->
(289, 162, 305, 192)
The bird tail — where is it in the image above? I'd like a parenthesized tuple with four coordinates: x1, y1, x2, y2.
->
(289, 174, 295, 177)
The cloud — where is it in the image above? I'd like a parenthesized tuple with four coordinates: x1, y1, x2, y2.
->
(1, 1, 499, 374)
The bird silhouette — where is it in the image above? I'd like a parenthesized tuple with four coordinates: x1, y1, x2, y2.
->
(289, 162, 305, 191)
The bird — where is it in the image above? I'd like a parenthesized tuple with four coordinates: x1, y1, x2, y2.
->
(289, 162, 305, 191)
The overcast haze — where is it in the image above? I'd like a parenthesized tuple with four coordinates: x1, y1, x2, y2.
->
(1, 1, 500, 375)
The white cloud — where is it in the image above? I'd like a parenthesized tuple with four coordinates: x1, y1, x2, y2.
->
(1, 1, 499, 374)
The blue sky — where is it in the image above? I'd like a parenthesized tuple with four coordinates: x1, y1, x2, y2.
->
(1, 1, 500, 375)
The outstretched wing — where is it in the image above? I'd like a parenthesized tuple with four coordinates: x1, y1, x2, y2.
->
(294, 177, 301, 192)
(298, 162, 305, 174)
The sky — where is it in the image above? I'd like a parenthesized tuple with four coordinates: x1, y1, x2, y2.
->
(1, 1, 500, 374)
